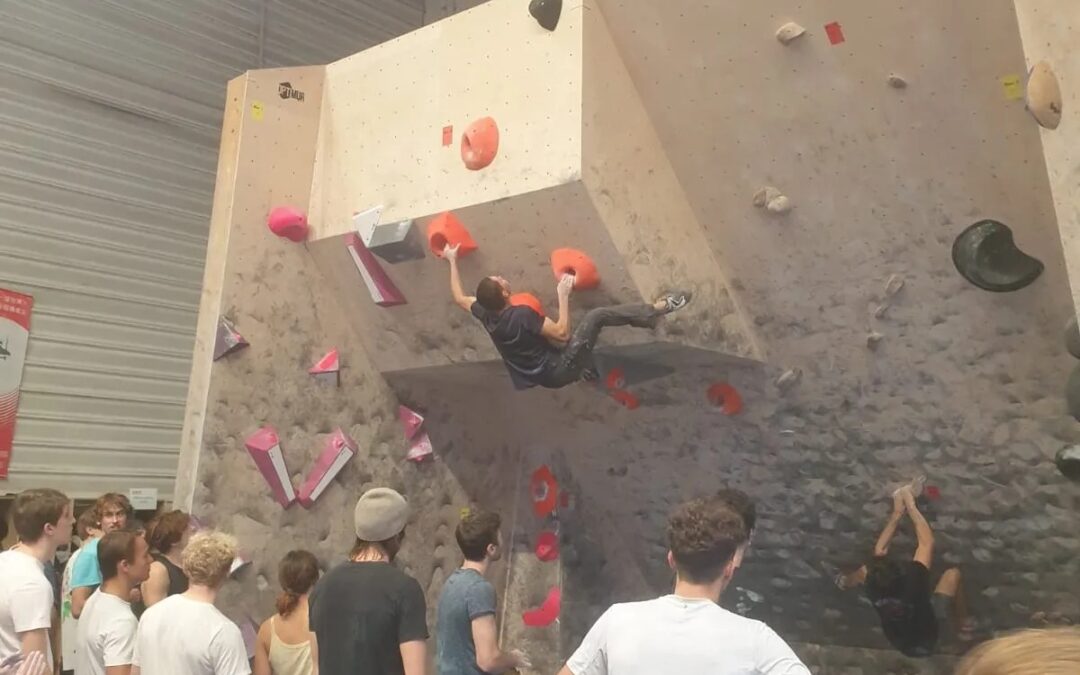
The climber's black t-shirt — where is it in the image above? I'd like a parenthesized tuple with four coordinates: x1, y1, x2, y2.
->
(866, 559, 939, 657)
(309, 561, 428, 675)
(471, 302, 558, 389)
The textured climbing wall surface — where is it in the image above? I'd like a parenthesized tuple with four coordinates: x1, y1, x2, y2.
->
(1014, 1, 1080, 316)
(183, 0, 1080, 668)
(307, 0, 584, 240)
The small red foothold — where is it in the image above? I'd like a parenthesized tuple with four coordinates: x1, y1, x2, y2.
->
(461, 117, 499, 170)
(535, 531, 559, 562)
(427, 212, 479, 257)
(925, 485, 941, 501)
(550, 248, 600, 289)
(825, 21, 845, 45)
(530, 465, 559, 518)
(707, 383, 744, 416)
(611, 389, 640, 410)
(605, 367, 626, 390)
(442, 125, 453, 146)
(510, 292, 546, 318)
(267, 206, 309, 242)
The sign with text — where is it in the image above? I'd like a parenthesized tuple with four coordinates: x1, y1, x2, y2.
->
(0, 289, 33, 478)
(128, 487, 159, 510)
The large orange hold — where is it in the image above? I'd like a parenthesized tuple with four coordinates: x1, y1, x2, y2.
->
(510, 292, 545, 317)
(550, 248, 600, 289)
(461, 117, 499, 170)
(427, 212, 478, 257)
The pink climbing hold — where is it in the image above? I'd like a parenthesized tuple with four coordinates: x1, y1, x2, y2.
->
(243, 427, 297, 509)
(298, 428, 357, 508)
(530, 465, 559, 518)
(214, 317, 248, 361)
(267, 206, 309, 242)
(535, 531, 559, 562)
(398, 405, 425, 440)
(523, 587, 561, 627)
(406, 432, 434, 463)
(310, 349, 340, 386)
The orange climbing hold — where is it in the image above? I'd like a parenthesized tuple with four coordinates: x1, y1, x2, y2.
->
(550, 248, 600, 289)
(610, 390, 640, 410)
(530, 465, 559, 518)
(707, 382, 744, 416)
(605, 367, 626, 391)
(510, 292, 545, 317)
(461, 116, 499, 170)
(427, 212, 478, 258)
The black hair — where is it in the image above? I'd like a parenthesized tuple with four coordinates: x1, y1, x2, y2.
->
(476, 277, 507, 311)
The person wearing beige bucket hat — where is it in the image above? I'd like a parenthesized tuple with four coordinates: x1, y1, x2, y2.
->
(309, 488, 429, 675)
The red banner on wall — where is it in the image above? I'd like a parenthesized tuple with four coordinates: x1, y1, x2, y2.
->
(0, 289, 33, 478)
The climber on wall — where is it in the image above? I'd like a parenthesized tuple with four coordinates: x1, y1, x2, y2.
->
(442, 243, 691, 390)
(834, 479, 975, 657)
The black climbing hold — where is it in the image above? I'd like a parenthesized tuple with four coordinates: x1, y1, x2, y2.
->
(1067, 364, 1080, 422)
(1056, 445, 1080, 482)
(951, 220, 1044, 292)
(1065, 316, 1080, 360)
(529, 0, 561, 31)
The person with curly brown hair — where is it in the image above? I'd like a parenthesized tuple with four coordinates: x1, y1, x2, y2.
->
(558, 495, 807, 675)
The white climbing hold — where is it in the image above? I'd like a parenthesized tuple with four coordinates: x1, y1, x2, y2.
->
(867, 332, 885, 350)
(887, 74, 908, 89)
(775, 368, 802, 391)
(1026, 61, 1063, 130)
(766, 195, 793, 214)
(872, 304, 889, 319)
(884, 274, 906, 298)
(776, 22, 807, 45)
(753, 186, 781, 208)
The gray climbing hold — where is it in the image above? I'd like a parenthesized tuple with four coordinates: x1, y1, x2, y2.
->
(1068, 364, 1080, 422)
(1065, 316, 1080, 360)
(884, 274, 905, 298)
(775, 368, 802, 391)
(866, 332, 884, 350)
(1056, 445, 1080, 482)
(753, 186, 792, 214)
(776, 22, 806, 45)
(887, 74, 908, 89)
(951, 220, 1044, 292)
(529, 0, 561, 31)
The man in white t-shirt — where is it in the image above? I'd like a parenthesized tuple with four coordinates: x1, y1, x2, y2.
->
(131, 531, 250, 675)
(558, 494, 809, 675)
(0, 488, 74, 670)
(76, 530, 152, 675)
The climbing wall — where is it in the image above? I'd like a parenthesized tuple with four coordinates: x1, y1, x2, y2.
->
(180, 0, 1079, 669)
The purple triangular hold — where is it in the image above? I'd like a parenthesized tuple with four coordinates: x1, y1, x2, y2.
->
(214, 317, 249, 361)
(346, 233, 407, 307)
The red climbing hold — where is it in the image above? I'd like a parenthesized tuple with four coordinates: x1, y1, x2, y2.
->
(535, 531, 559, 562)
(267, 206, 309, 242)
(510, 292, 545, 317)
(550, 248, 600, 289)
(398, 405, 424, 440)
(427, 212, 479, 258)
(461, 117, 499, 170)
(530, 465, 559, 518)
(605, 367, 626, 391)
(707, 383, 743, 416)
(824, 21, 845, 45)
(925, 485, 941, 501)
(610, 389, 640, 410)
(522, 587, 561, 627)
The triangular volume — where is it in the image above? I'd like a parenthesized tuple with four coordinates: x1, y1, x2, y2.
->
(398, 405, 424, 440)
(242, 426, 297, 508)
(345, 233, 408, 307)
(297, 429, 358, 507)
(214, 317, 249, 361)
(406, 432, 434, 463)
(310, 349, 340, 374)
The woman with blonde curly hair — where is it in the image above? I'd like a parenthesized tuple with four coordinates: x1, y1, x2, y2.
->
(954, 627, 1080, 675)
(132, 531, 250, 675)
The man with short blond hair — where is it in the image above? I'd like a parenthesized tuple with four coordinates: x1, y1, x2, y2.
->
(132, 531, 249, 675)
(0, 488, 74, 670)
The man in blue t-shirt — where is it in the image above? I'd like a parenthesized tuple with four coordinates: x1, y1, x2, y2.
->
(69, 494, 131, 619)
(443, 244, 690, 390)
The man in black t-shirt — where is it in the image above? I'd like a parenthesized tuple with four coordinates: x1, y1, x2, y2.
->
(836, 482, 974, 656)
(443, 244, 691, 390)
(309, 488, 428, 675)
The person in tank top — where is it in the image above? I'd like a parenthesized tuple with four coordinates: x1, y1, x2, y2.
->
(137, 511, 191, 615)
(254, 550, 319, 675)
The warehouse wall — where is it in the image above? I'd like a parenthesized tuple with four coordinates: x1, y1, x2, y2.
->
(0, 0, 423, 499)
